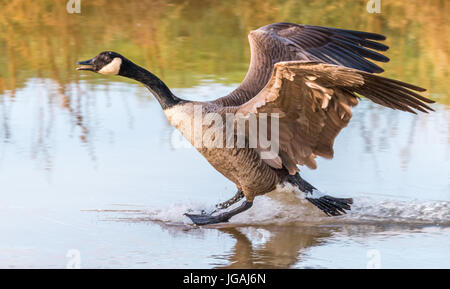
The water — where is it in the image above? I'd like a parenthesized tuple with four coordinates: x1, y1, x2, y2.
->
(0, 0, 449, 268)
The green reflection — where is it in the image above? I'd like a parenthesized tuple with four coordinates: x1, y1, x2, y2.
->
(0, 0, 449, 104)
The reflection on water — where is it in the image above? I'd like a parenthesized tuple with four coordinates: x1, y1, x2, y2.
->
(215, 226, 331, 269)
(217, 225, 450, 269)
(93, 208, 450, 269)
(0, 0, 449, 268)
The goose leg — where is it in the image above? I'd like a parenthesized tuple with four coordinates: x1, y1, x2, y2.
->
(212, 190, 244, 212)
(288, 173, 353, 216)
(184, 190, 243, 220)
(185, 191, 252, 225)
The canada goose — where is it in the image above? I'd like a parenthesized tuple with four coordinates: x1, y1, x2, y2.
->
(77, 22, 434, 225)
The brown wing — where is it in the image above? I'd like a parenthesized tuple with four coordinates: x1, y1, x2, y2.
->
(215, 22, 390, 107)
(236, 61, 434, 174)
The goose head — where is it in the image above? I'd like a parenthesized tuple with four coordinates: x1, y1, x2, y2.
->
(76, 51, 125, 75)
(76, 51, 181, 109)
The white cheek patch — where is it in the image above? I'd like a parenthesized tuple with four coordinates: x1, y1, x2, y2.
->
(98, 57, 122, 75)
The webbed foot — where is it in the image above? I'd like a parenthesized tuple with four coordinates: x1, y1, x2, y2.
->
(185, 200, 253, 225)
(184, 212, 230, 225)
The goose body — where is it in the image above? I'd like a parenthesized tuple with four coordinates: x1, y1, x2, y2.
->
(77, 22, 434, 225)
(164, 101, 281, 204)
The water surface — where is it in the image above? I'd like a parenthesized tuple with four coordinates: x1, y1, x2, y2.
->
(0, 0, 449, 268)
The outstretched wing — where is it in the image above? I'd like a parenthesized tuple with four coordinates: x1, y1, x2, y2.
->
(216, 22, 390, 107)
(235, 61, 434, 174)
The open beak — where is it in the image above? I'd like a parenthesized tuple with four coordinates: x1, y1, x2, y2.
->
(76, 58, 95, 71)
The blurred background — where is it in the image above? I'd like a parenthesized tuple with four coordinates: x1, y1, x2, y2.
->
(0, 0, 448, 268)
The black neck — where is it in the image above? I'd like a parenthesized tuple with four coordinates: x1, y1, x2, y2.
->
(119, 60, 182, 109)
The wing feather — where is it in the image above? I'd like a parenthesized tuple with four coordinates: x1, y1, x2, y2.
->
(215, 22, 391, 107)
(235, 61, 434, 174)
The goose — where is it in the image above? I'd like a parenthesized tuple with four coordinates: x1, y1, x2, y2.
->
(77, 22, 434, 225)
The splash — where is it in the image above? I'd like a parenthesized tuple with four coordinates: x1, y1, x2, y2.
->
(94, 185, 450, 227)
(346, 197, 450, 225)
(140, 192, 450, 226)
